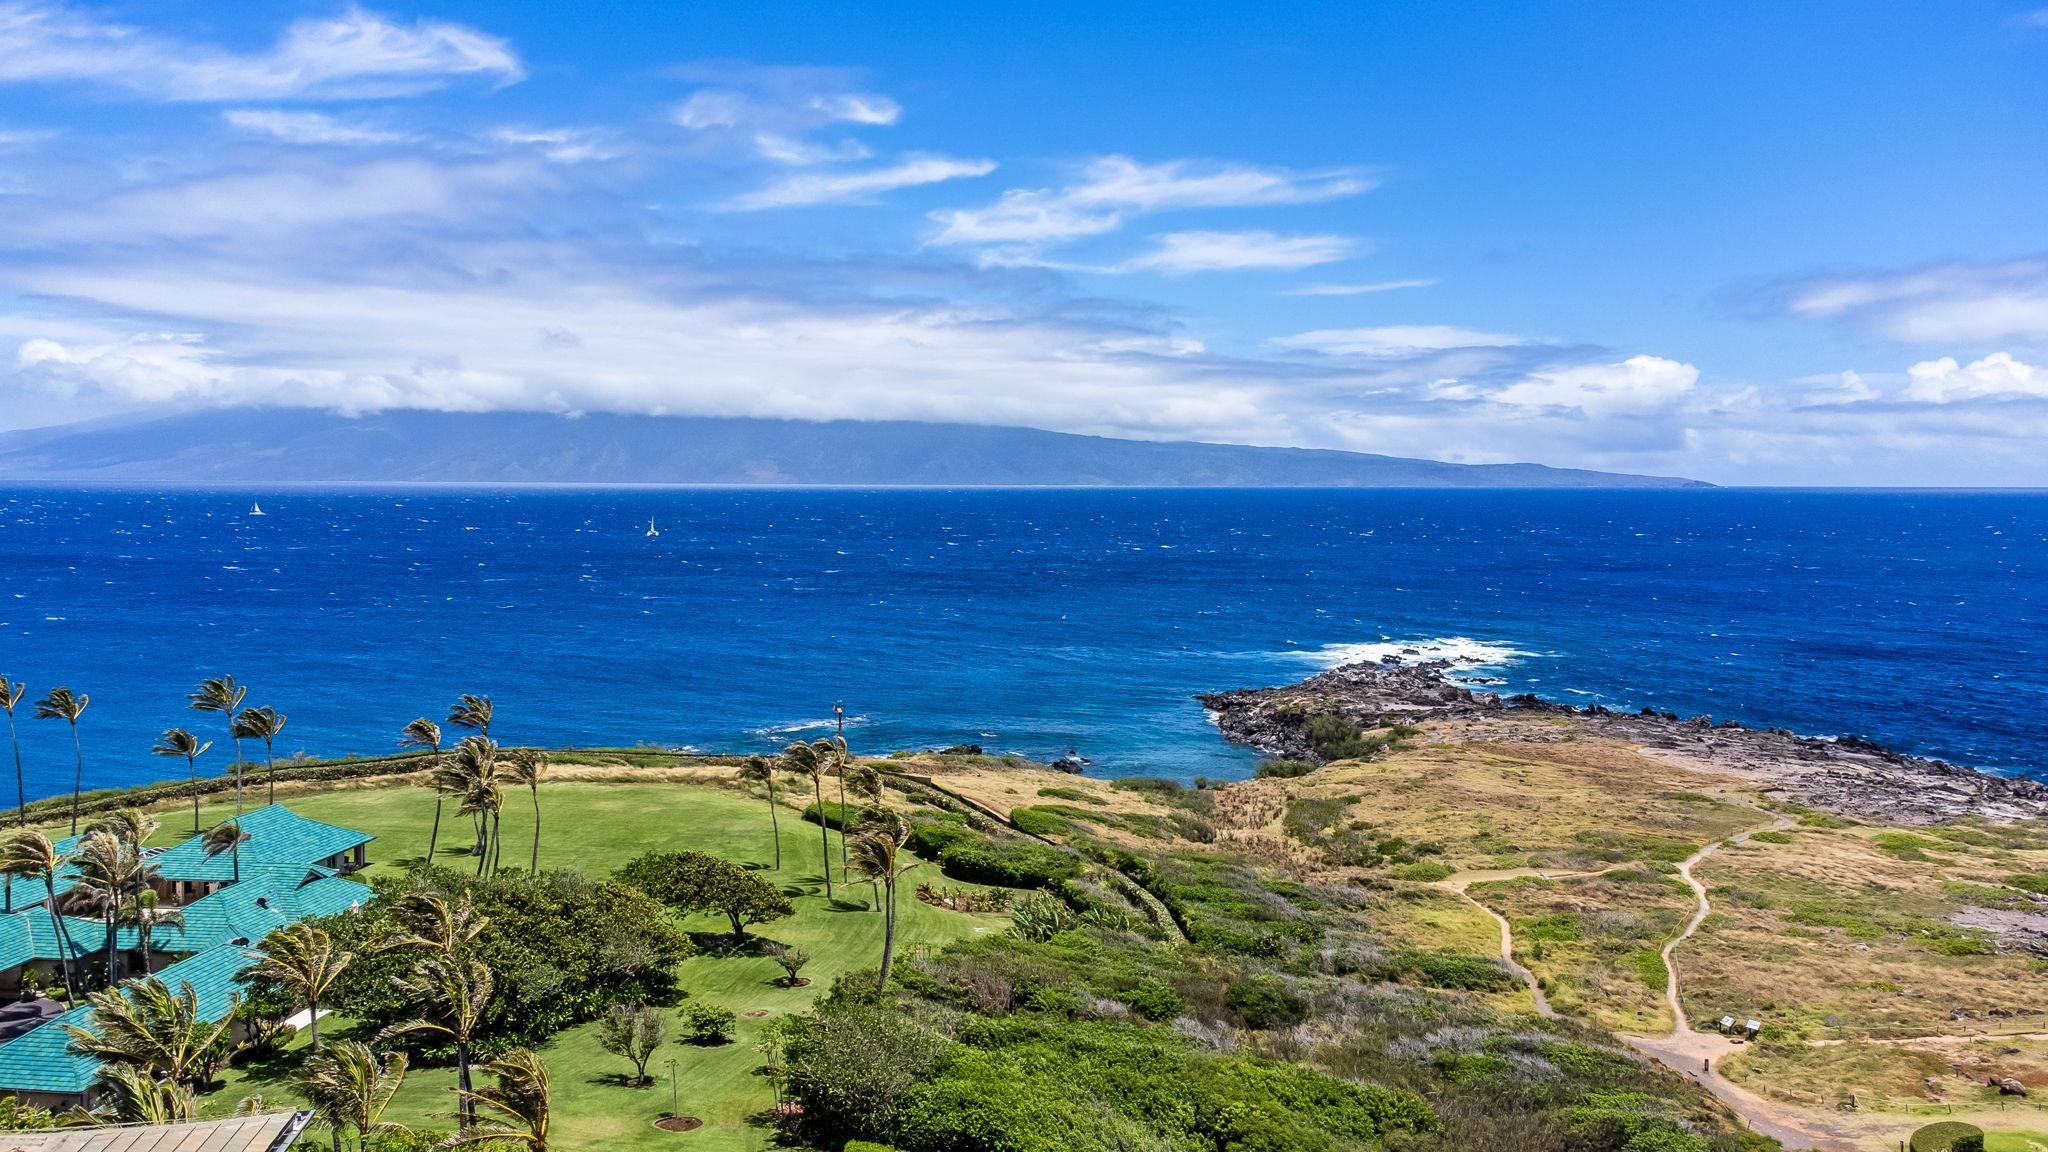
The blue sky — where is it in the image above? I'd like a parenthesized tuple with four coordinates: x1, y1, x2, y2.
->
(2, 2, 2046, 483)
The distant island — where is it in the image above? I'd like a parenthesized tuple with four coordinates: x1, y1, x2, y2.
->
(0, 408, 1711, 487)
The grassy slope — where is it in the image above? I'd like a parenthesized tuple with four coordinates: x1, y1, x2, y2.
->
(154, 780, 1003, 1151)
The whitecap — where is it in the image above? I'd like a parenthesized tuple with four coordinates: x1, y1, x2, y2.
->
(1283, 636, 1535, 673)
(748, 714, 871, 737)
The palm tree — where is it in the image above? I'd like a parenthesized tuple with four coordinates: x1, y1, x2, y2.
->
(125, 890, 183, 977)
(505, 750, 545, 876)
(850, 814, 919, 993)
(377, 893, 491, 1133)
(65, 974, 236, 1090)
(233, 706, 288, 805)
(400, 718, 445, 860)
(248, 921, 351, 1050)
(780, 739, 835, 897)
(69, 828, 154, 985)
(298, 1040, 409, 1152)
(447, 694, 493, 740)
(97, 1061, 196, 1124)
(438, 738, 503, 875)
(188, 676, 248, 814)
(32, 687, 88, 834)
(1, 677, 25, 827)
(444, 1047, 549, 1151)
(203, 819, 245, 885)
(152, 728, 213, 833)
(0, 829, 80, 994)
(736, 754, 783, 869)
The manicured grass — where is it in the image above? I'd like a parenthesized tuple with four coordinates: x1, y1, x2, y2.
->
(163, 779, 1005, 1151)
(1985, 1132, 2048, 1152)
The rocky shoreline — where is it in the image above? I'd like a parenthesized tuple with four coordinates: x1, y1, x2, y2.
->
(1198, 657, 2048, 826)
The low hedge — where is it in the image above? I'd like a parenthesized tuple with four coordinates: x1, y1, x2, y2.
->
(937, 838, 1081, 890)
(1909, 1122, 1985, 1152)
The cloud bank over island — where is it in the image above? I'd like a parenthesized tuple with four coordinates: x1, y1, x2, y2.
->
(0, 2, 2044, 485)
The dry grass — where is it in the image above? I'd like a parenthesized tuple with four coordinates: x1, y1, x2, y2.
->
(1469, 870, 1695, 1032)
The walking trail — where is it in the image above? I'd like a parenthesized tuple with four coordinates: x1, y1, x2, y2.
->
(1446, 819, 1861, 1151)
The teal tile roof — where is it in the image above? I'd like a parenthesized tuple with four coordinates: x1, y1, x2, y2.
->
(0, 909, 108, 973)
(0, 945, 257, 1095)
(129, 867, 371, 955)
(152, 804, 373, 883)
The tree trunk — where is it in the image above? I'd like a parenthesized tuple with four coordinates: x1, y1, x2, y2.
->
(878, 878, 897, 992)
(45, 878, 76, 995)
(68, 725, 82, 835)
(104, 910, 117, 988)
(813, 779, 832, 897)
(427, 794, 443, 861)
(456, 1043, 475, 1132)
(308, 992, 321, 1050)
(766, 779, 781, 870)
(836, 772, 848, 876)
(230, 732, 244, 817)
(265, 739, 276, 805)
(529, 787, 540, 876)
(8, 716, 22, 828)
(189, 754, 201, 832)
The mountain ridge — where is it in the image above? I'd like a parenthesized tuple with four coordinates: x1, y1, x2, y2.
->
(0, 409, 1712, 487)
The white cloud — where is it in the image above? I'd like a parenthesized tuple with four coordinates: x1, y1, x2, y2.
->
(1273, 325, 1523, 357)
(1783, 259, 2048, 345)
(224, 109, 410, 146)
(0, 2, 522, 101)
(17, 332, 235, 402)
(928, 155, 1370, 252)
(2023, 7, 2048, 27)
(1280, 279, 1435, 297)
(489, 127, 619, 164)
(1490, 355, 1699, 416)
(808, 93, 900, 126)
(1121, 230, 1354, 273)
(1903, 352, 2045, 403)
(751, 133, 870, 166)
(724, 155, 996, 210)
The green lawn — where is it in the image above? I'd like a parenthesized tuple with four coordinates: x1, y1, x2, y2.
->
(151, 779, 1004, 1150)
(1985, 1133, 2048, 1152)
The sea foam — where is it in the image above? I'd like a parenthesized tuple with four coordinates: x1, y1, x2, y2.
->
(1285, 636, 1534, 674)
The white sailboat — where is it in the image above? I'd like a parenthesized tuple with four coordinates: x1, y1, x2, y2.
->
(249, 502, 266, 516)
(645, 517, 660, 538)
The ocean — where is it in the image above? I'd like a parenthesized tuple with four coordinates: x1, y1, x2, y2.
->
(0, 487, 2042, 800)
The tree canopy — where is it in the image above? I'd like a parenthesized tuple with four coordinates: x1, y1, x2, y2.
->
(615, 850, 794, 938)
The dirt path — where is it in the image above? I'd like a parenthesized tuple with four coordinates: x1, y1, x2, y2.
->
(1432, 866, 1618, 1018)
(1617, 817, 1863, 1150)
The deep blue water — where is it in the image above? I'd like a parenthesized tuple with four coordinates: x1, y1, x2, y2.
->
(0, 487, 2043, 801)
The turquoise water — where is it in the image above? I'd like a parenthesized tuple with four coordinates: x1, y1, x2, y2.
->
(0, 487, 2042, 798)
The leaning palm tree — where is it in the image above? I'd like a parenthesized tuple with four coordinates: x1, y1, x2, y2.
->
(297, 1040, 409, 1152)
(447, 694, 493, 740)
(152, 728, 213, 833)
(779, 739, 835, 897)
(32, 687, 88, 834)
(0, 677, 25, 827)
(66, 975, 237, 1090)
(444, 1047, 549, 1151)
(828, 735, 855, 877)
(400, 718, 445, 859)
(504, 750, 545, 875)
(248, 922, 351, 1050)
(233, 706, 288, 805)
(202, 819, 245, 885)
(68, 828, 153, 984)
(124, 890, 183, 977)
(88, 806, 159, 851)
(378, 894, 492, 1134)
(736, 754, 783, 869)
(850, 814, 919, 993)
(97, 1061, 196, 1124)
(0, 829, 80, 993)
(439, 738, 503, 875)
(188, 676, 248, 814)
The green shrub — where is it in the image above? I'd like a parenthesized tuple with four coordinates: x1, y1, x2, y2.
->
(1369, 949, 1517, 991)
(1388, 861, 1454, 882)
(906, 814, 978, 859)
(1255, 759, 1316, 779)
(1627, 949, 1668, 991)
(843, 1142, 903, 1152)
(2007, 871, 2048, 894)
(1010, 893, 1079, 942)
(1224, 978, 1308, 1030)
(802, 800, 857, 830)
(1749, 830, 1793, 844)
(1010, 806, 1078, 838)
(677, 1001, 737, 1045)
(1120, 980, 1186, 1022)
(1035, 786, 1105, 805)
(938, 839, 1081, 889)
(1908, 1121, 1985, 1152)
